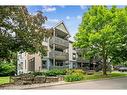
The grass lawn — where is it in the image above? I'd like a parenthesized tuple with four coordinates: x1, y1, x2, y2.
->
(0, 76, 10, 85)
(83, 72, 127, 81)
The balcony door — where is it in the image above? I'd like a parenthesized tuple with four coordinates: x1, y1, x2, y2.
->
(55, 60, 64, 66)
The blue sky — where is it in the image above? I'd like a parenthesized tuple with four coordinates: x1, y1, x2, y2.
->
(27, 6, 90, 41)
(26, 5, 125, 41)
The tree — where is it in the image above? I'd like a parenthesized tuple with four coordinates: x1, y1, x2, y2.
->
(74, 6, 127, 75)
(109, 6, 127, 65)
(0, 6, 52, 61)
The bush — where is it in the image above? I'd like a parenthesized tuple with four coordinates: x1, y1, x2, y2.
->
(45, 69, 66, 76)
(64, 73, 84, 82)
(66, 69, 85, 75)
(0, 61, 16, 76)
(32, 72, 45, 76)
(66, 69, 74, 75)
(73, 69, 85, 74)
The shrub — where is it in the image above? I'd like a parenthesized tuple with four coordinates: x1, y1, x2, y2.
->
(66, 69, 74, 75)
(0, 61, 16, 76)
(64, 73, 84, 82)
(73, 69, 85, 74)
(32, 72, 45, 76)
(66, 69, 85, 75)
(45, 69, 66, 76)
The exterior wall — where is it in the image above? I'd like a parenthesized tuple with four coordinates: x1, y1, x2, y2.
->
(69, 41, 77, 69)
(17, 52, 42, 75)
(17, 52, 28, 75)
(27, 53, 42, 72)
(17, 21, 88, 75)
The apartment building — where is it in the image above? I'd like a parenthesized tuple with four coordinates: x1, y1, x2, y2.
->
(17, 21, 89, 75)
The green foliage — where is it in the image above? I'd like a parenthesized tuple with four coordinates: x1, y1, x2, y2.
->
(64, 69, 85, 82)
(32, 72, 45, 76)
(64, 73, 84, 82)
(45, 69, 66, 76)
(66, 69, 85, 75)
(0, 61, 16, 76)
(0, 6, 51, 60)
(64, 72, 127, 82)
(74, 6, 127, 75)
(0, 76, 10, 85)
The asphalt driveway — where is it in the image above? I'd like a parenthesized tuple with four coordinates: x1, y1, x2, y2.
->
(32, 77, 127, 89)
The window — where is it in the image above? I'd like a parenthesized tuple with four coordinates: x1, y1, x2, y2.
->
(43, 37, 48, 42)
(25, 60, 26, 69)
(78, 54, 82, 57)
(19, 55, 22, 59)
(28, 57, 35, 71)
(72, 53, 76, 60)
(55, 61, 63, 66)
(20, 62, 23, 64)
(18, 64, 23, 70)
(42, 61, 47, 69)
(73, 47, 76, 50)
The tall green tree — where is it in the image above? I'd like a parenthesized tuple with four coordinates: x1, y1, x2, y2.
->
(0, 6, 51, 61)
(109, 6, 127, 65)
(74, 6, 127, 75)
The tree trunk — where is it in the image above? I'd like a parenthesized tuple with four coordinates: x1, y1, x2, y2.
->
(102, 56, 107, 75)
(102, 44, 107, 76)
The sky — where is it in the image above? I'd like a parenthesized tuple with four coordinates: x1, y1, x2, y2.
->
(27, 6, 90, 41)
(26, 5, 126, 41)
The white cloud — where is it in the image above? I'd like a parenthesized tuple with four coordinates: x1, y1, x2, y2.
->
(60, 6, 65, 8)
(66, 16, 70, 20)
(42, 6, 56, 12)
(43, 18, 59, 28)
(76, 15, 82, 19)
(48, 19, 59, 22)
(80, 6, 87, 10)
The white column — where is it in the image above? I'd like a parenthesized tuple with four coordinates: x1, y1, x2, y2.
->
(53, 28, 55, 67)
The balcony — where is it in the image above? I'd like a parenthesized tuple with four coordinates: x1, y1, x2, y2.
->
(49, 36, 69, 48)
(49, 65, 69, 69)
(49, 50, 69, 60)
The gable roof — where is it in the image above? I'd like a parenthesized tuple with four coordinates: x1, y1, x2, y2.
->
(43, 20, 71, 37)
(53, 21, 71, 36)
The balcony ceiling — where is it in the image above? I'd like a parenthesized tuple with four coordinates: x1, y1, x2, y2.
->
(55, 56, 68, 60)
(55, 44, 68, 49)
(55, 29, 68, 38)
(54, 21, 70, 36)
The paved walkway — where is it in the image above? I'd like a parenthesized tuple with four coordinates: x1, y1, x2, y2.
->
(32, 77, 127, 89)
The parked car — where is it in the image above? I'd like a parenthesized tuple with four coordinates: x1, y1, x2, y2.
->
(113, 66, 123, 70)
(118, 67, 127, 72)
